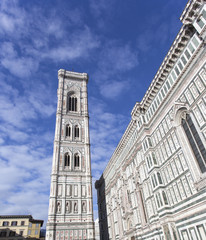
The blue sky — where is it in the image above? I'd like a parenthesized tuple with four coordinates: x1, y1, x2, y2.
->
(0, 0, 187, 226)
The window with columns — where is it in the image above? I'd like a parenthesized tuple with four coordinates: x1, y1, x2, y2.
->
(68, 95, 77, 112)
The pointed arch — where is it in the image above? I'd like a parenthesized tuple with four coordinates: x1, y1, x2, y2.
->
(66, 124, 71, 137)
(69, 96, 77, 111)
(181, 113, 206, 173)
(74, 153, 80, 168)
(74, 125, 80, 138)
(127, 218, 133, 230)
(67, 91, 78, 112)
(64, 153, 70, 167)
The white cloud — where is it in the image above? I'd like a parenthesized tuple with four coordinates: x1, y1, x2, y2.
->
(28, 95, 55, 118)
(89, 97, 129, 180)
(89, 0, 116, 29)
(0, 125, 29, 142)
(44, 27, 100, 62)
(0, 42, 39, 78)
(0, 143, 52, 226)
(98, 43, 138, 73)
(92, 42, 138, 99)
(0, 75, 54, 225)
(100, 80, 129, 99)
(0, 94, 36, 128)
(0, 78, 56, 128)
(0, 0, 25, 35)
(0, 1, 100, 79)
(2, 56, 39, 78)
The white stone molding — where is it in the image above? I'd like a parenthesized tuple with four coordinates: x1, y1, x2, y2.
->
(171, 101, 189, 126)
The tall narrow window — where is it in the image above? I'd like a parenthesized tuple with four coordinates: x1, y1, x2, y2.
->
(162, 191, 168, 205)
(139, 189, 148, 223)
(74, 154, 80, 168)
(157, 172, 163, 184)
(74, 125, 79, 138)
(69, 96, 77, 112)
(65, 153, 70, 167)
(182, 114, 206, 173)
(152, 152, 157, 165)
(127, 190, 131, 204)
(66, 125, 71, 137)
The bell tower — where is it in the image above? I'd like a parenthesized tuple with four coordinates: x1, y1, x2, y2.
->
(46, 69, 95, 240)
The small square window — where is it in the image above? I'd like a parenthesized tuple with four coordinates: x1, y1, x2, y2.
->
(171, 71, 177, 81)
(11, 221, 17, 226)
(166, 80, 170, 90)
(188, 43, 195, 54)
(197, 18, 204, 28)
(185, 50, 191, 60)
(181, 55, 187, 66)
(178, 61, 183, 71)
(202, 9, 206, 20)
(2, 221, 9, 226)
(192, 36, 199, 48)
(175, 66, 180, 76)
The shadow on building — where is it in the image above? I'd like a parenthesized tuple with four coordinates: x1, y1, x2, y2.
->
(95, 176, 109, 240)
(0, 228, 40, 240)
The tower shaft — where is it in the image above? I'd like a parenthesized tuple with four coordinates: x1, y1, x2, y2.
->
(46, 69, 94, 240)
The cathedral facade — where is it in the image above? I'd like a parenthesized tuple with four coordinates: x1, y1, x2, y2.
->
(46, 70, 94, 240)
(96, 0, 206, 240)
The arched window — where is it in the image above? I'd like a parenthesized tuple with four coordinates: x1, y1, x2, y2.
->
(127, 218, 133, 230)
(66, 125, 71, 137)
(74, 154, 80, 168)
(182, 114, 206, 173)
(68, 96, 77, 112)
(65, 153, 70, 167)
(74, 125, 79, 138)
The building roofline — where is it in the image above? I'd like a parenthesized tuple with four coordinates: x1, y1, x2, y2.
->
(0, 215, 44, 226)
(30, 219, 44, 226)
(0, 215, 33, 219)
(102, 0, 204, 181)
(180, 0, 203, 24)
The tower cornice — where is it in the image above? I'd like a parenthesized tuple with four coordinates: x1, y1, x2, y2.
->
(58, 69, 88, 82)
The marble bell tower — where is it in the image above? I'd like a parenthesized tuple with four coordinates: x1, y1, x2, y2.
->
(46, 69, 95, 240)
